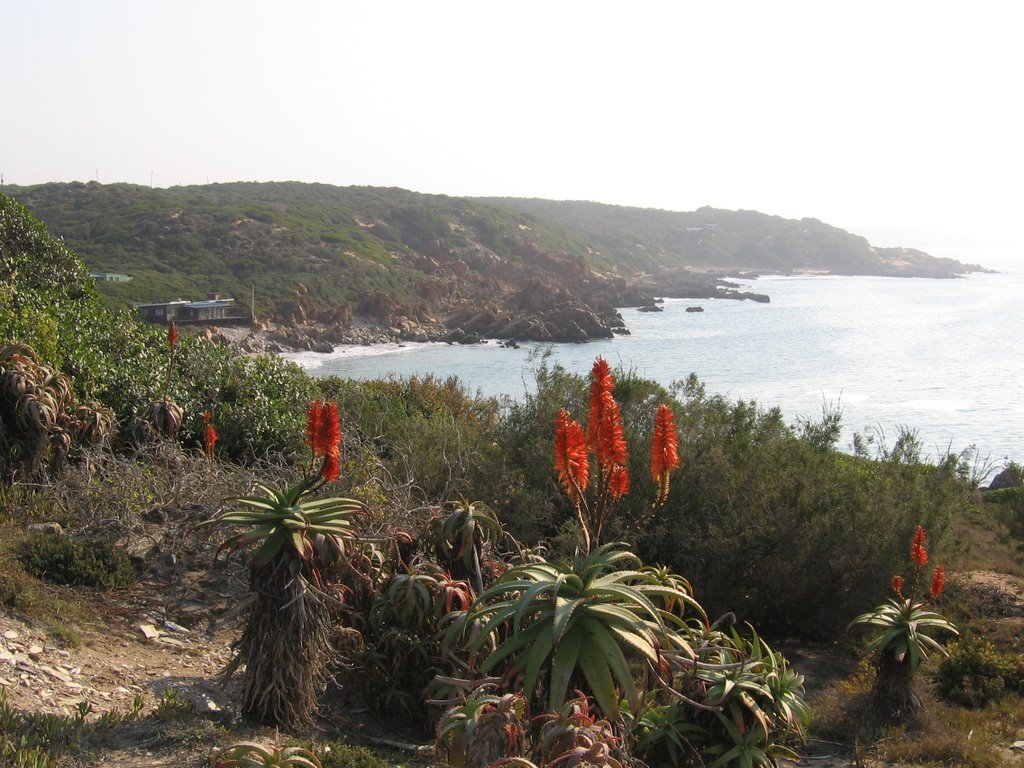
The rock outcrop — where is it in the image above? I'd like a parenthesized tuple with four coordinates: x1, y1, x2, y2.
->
(989, 466, 1023, 491)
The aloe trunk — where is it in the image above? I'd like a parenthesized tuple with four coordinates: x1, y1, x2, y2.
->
(872, 651, 921, 719)
(230, 550, 336, 729)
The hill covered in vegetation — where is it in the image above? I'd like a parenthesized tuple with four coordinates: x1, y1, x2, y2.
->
(5, 182, 983, 344)
(479, 197, 985, 278)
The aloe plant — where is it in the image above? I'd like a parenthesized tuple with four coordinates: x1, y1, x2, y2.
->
(210, 480, 365, 574)
(210, 741, 322, 768)
(535, 692, 629, 768)
(465, 543, 691, 719)
(426, 501, 503, 594)
(196, 400, 365, 729)
(690, 628, 808, 767)
(849, 525, 957, 717)
(0, 342, 113, 480)
(436, 689, 528, 768)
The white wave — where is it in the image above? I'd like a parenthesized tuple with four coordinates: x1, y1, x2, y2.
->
(282, 341, 435, 370)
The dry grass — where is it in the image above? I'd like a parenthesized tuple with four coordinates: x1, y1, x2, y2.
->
(876, 691, 1024, 767)
(810, 652, 1024, 767)
(811, 503, 1024, 768)
(15, 440, 293, 527)
(943, 501, 1024, 578)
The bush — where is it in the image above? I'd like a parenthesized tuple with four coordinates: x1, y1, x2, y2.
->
(0, 562, 38, 610)
(18, 536, 137, 590)
(318, 742, 389, 768)
(985, 486, 1024, 551)
(638, 376, 967, 638)
(936, 636, 1024, 707)
(487, 363, 971, 639)
(317, 373, 501, 505)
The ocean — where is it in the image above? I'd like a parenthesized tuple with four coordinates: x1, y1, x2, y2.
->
(284, 270, 1024, 465)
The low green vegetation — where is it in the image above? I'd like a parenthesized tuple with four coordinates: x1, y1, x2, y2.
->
(1, 192, 1021, 766)
(18, 535, 137, 590)
(936, 635, 1024, 707)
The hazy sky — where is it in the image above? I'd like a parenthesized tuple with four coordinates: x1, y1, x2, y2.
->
(4, 1, 1021, 266)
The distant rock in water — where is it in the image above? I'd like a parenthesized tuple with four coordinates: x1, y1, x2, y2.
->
(988, 466, 1023, 491)
(685, 306, 705, 313)
(637, 304, 663, 313)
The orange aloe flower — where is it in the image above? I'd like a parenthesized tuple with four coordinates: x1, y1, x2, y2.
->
(554, 409, 589, 501)
(321, 401, 341, 455)
(202, 411, 218, 458)
(891, 574, 904, 598)
(306, 400, 342, 479)
(306, 400, 324, 453)
(167, 321, 178, 349)
(910, 525, 928, 568)
(204, 424, 218, 456)
(586, 357, 615, 451)
(650, 404, 680, 480)
(321, 448, 340, 482)
(594, 390, 627, 468)
(930, 565, 945, 598)
(608, 464, 629, 501)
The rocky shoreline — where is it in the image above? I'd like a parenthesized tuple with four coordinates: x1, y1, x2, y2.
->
(205, 273, 774, 357)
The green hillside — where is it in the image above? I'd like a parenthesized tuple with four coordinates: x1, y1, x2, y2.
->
(5, 182, 982, 325)
(6, 182, 600, 321)
(478, 197, 984, 276)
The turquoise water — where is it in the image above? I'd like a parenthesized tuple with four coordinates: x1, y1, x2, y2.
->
(284, 271, 1024, 463)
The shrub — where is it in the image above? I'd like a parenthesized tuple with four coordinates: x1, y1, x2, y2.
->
(18, 535, 137, 589)
(488, 362, 970, 639)
(0, 561, 38, 610)
(936, 636, 1024, 707)
(638, 377, 967, 638)
(317, 374, 501, 505)
(318, 743, 389, 768)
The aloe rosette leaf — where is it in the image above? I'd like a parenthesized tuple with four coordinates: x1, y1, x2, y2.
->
(195, 479, 366, 566)
(850, 597, 959, 674)
(466, 542, 691, 719)
(210, 741, 323, 768)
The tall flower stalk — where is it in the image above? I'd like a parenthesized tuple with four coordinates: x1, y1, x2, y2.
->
(146, 321, 183, 439)
(163, 320, 178, 397)
(554, 358, 680, 553)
